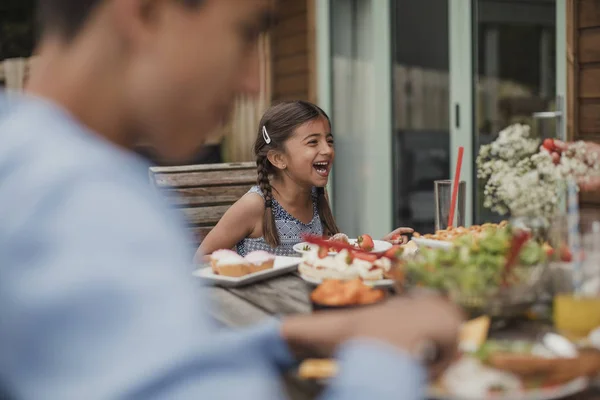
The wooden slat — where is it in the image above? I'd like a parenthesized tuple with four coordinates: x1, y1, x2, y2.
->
(150, 162, 255, 174)
(273, 33, 308, 58)
(579, 101, 600, 134)
(579, 0, 600, 29)
(273, 74, 309, 96)
(272, 92, 309, 102)
(181, 205, 232, 226)
(272, 13, 308, 38)
(276, 0, 308, 19)
(579, 66, 600, 98)
(163, 186, 252, 207)
(574, 132, 600, 143)
(581, 190, 600, 205)
(189, 226, 215, 244)
(153, 169, 256, 188)
(579, 28, 600, 63)
(568, 0, 578, 141)
(274, 54, 309, 76)
(581, 203, 600, 214)
(206, 288, 273, 327)
(307, 0, 317, 103)
(149, 162, 258, 243)
(227, 274, 312, 315)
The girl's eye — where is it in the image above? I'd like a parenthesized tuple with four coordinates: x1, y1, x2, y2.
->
(308, 140, 318, 145)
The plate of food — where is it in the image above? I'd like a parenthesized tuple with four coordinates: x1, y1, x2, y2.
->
(309, 279, 387, 311)
(413, 222, 508, 249)
(297, 244, 405, 289)
(194, 250, 301, 287)
(294, 233, 392, 255)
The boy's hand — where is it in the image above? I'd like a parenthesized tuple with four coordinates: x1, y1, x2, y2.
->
(383, 227, 414, 244)
(541, 140, 600, 192)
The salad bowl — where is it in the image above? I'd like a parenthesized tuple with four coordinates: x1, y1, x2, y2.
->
(404, 224, 550, 318)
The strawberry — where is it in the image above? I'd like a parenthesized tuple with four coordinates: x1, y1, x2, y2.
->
(391, 233, 403, 241)
(542, 243, 554, 258)
(357, 234, 375, 251)
(352, 251, 377, 262)
(560, 245, 573, 262)
(542, 138, 555, 152)
(383, 245, 404, 260)
(317, 246, 329, 259)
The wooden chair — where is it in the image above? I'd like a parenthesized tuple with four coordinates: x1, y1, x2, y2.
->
(149, 162, 257, 245)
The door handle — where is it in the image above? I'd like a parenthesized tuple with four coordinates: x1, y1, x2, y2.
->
(532, 111, 562, 119)
(531, 95, 564, 140)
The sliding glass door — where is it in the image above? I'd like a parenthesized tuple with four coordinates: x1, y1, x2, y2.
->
(450, 0, 567, 225)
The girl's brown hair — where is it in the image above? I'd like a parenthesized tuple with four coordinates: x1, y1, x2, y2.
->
(254, 100, 339, 247)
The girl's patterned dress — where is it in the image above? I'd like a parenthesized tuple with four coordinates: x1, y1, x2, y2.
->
(236, 186, 323, 256)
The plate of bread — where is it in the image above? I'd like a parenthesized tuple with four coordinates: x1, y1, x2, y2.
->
(194, 250, 301, 287)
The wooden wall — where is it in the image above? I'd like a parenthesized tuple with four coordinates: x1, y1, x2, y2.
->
(270, 0, 316, 103)
(572, 0, 600, 206)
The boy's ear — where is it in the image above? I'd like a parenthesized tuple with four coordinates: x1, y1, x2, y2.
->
(267, 150, 287, 170)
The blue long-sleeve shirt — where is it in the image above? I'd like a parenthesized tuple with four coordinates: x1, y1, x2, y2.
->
(0, 94, 426, 399)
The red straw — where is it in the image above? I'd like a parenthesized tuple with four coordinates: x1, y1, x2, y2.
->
(447, 146, 464, 228)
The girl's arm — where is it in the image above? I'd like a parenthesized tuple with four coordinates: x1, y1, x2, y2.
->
(196, 193, 265, 258)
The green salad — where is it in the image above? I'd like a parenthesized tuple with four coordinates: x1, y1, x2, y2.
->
(405, 225, 547, 296)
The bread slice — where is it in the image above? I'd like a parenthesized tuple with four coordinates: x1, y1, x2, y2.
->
(210, 249, 250, 277)
(245, 251, 275, 274)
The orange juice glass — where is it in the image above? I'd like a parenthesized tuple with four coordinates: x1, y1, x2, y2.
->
(553, 293, 600, 340)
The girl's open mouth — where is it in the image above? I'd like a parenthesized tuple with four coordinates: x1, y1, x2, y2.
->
(313, 161, 330, 177)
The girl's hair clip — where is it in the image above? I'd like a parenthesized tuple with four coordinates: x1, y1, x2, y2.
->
(262, 126, 271, 144)
(265, 199, 273, 208)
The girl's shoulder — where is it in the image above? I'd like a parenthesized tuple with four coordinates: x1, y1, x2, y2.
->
(247, 185, 264, 198)
(226, 186, 265, 220)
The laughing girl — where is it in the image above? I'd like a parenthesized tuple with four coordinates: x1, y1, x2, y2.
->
(198, 101, 412, 257)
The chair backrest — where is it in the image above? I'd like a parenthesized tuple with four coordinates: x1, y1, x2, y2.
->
(149, 162, 257, 245)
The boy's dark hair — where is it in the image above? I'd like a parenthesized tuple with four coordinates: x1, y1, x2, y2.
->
(36, 0, 204, 40)
(254, 100, 340, 247)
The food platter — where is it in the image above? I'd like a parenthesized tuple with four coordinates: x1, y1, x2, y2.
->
(293, 239, 392, 255)
(194, 256, 301, 287)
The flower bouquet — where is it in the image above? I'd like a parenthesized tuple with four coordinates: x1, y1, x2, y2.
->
(476, 124, 600, 219)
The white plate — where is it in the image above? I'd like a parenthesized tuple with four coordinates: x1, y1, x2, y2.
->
(413, 237, 453, 250)
(293, 242, 337, 256)
(428, 377, 588, 400)
(293, 239, 392, 255)
(299, 273, 395, 289)
(193, 256, 301, 287)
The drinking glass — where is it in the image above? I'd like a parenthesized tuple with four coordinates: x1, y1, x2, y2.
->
(549, 211, 600, 339)
(434, 180, 465, 231)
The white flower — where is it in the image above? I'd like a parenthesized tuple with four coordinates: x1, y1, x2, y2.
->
(476, 125, 600, 218)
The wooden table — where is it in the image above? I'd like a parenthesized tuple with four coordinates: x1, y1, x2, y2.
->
(202, 272, 600, 400)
